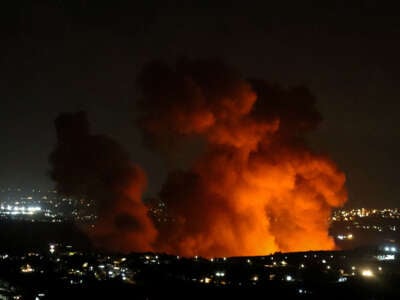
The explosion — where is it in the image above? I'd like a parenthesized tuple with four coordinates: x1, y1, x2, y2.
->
(49, 59, 346, 258)
(137, 59, 347, 257)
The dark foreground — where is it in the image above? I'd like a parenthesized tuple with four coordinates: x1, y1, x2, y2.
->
(1, 220, 400, 299)
(31, 279, 400, 300)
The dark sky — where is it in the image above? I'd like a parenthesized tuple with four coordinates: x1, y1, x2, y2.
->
(0, 0, 399, 208)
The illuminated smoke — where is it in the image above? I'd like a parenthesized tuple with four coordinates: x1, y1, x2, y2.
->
(49, 59, 347, 257)
(137, 59, 347, 257)
(49, 111, 157, 252)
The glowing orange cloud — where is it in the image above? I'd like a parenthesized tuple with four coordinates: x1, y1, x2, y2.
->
(138, 59, 347, 257)
(50, 59, 347, 258)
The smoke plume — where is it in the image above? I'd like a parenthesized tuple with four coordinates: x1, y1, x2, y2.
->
(49, 111, 157, 252)
(49, 59, 346, 258)
(137, 58, 347, 257)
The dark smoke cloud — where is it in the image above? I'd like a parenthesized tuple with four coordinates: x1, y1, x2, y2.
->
(49, 111, 156, 252)
(249, 80, 322, 136)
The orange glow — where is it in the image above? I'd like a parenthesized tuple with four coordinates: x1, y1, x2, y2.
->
(138, 60, 347, 257)
(162, 115, 346, 256)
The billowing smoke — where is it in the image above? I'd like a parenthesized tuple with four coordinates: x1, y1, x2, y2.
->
(49, 59, 346, 258)
(49, 111, 157, 252)
(137, 58, 347, 257)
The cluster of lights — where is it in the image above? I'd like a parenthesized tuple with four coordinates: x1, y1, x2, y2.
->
(375, 245, 397, 261)
(143, 254, 160, 264)
(337, 233, 353, 240)
(49, 244, 56, 254)
(199, 277, 212, 284)
(332, 208, 400, 221)
(0, 205, 41, 215)
(4, 238, 399, 294)
(0, 188, 97, 223)
(2, 253, 394, 298)
(384, 246, 397, 252)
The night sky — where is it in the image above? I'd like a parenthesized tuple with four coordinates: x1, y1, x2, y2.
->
(1, 0, 399, 208)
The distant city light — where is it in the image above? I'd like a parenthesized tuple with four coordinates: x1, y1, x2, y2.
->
(376, 254, 395, 261)
(215, 271, 225, 277)
(361, 269, 374, 277)
(285, 275, 293, 281)
(337, 233, 354, 240)
(20, 264, 35, 273)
